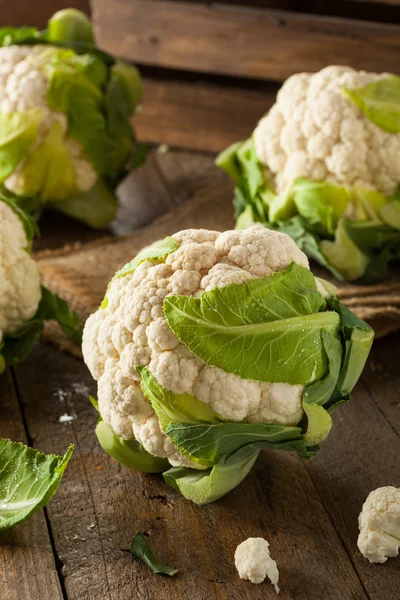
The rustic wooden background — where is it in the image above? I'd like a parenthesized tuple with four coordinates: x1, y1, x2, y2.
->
(1, 1, 400, 599)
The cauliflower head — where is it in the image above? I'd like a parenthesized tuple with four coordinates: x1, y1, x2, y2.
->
(0, 45, 97, 197)
(0, 197, 82, 370)
(235, 537, 279, 590)
(254, 65, 400, 196)
(217, 66, 400, 283)
(358, 486, 400, 564)
(0, 199, 41, 341)
(83, 224, 372, 506)
(83, 226, 309, 468)
(0, 9, 144, 229)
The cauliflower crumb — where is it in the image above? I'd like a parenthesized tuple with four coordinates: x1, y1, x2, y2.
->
(235, 537, 279, 591)
(358, 486, 400, 564)
(59, 414, 74, 423)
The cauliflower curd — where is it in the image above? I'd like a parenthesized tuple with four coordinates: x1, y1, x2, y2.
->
(0, 200, 41, 341)
(235, 537, 279, 590)
(83, 226, 308, 468)
(358, 486, 400, 564)
(254, 65, 400, 196)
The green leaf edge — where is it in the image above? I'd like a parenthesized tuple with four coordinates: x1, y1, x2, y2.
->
(0, 440, 73, 532)
(130, 531, 178, 576)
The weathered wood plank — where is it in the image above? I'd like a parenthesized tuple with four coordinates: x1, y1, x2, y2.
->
(92, 0, 400, 82)
(0, 0, 90, 28)
(306, 371, 400, 599)
(361, 337, 400, 436)
(346, 0, 400, 4)
(13, 342, 370, 600)
(301, 0, 400, 23)
(135, 79, 271, 152)
(0, 371, 64, 600)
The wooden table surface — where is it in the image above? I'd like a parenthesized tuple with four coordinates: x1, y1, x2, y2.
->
(0, 150, 399, 600)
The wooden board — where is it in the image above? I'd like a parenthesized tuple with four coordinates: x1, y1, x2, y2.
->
(92, 0, 400, 82)
(135, 79, 273, 153)
(0, 0, 90, 27)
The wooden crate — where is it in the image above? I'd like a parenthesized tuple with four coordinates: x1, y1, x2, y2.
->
(91, 0, 400, 152)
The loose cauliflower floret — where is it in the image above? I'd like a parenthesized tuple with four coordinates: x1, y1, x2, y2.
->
(357, 486, 400, 564)
(235, 537, 280, 591)
(0, 45, 97, 196)
(82, 226, 309, 468)
(0, 202, 41, 337)
(254, 65, 400, 196)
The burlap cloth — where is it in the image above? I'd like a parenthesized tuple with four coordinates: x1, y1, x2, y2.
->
(35, 181, 400, 358)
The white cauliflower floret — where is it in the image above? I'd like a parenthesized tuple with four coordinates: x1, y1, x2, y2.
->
(0, 202, 41, 339)
(0, 45, 97, 195)
(254, 65, 400, 196)
(235, 537, 280, 591)
(82, 226, 309, 468)
(358, 486, 400, 564)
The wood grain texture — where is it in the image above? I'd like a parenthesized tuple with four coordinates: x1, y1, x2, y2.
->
(361, 337, 400, 436)
(92, 0, 400, 82)
(0, 0, 90, 27)
(306, 376, 400, 600)
(13, 343, 372, 600)
(135, 79, 271, 152)
(0, 371, 64, 600)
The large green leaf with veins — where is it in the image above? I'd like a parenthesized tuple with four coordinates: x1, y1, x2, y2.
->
(0, 440, 73, 531)
(165, 421, 311, 466)
(164, 264, 340, 385)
